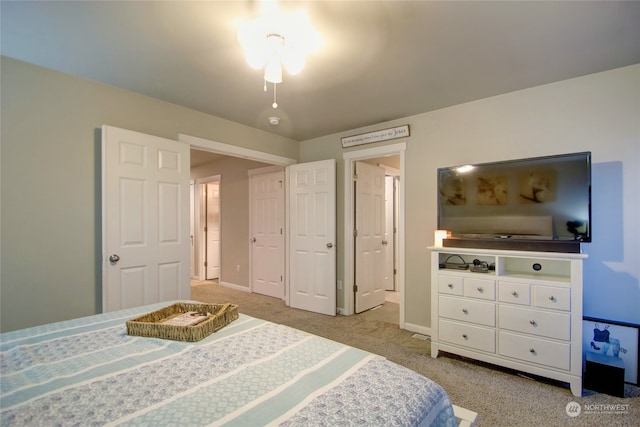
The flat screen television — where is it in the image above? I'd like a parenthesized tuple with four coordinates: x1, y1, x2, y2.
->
(437, 152, 591, 252)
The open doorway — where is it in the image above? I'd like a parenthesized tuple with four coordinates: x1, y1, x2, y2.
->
(185, 135, 297, 299)
(343, 142, 406, 328)
(190, 153, 273, 289)
(353, 157, 401, 317)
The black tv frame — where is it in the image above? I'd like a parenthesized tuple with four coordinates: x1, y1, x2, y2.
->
(437, 152, 591, 253)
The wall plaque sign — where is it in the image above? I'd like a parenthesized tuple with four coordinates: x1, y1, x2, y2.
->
(341, 125, 410, 148)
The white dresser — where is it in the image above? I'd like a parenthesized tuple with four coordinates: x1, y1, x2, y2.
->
(430, 246, 587, 396)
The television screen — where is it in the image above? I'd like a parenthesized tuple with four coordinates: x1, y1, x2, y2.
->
(438, 152, 591, 242)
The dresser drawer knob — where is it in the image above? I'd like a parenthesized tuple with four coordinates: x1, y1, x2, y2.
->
(549, 296, 556, 302)
(477, 287, 484, 293)
(529, 320, 537, 326)
(511, 291, 518, 297)
(529, 348, 536, 354)
(448, 283, 454, 288)
(462, 308, 468, 314)
(462, 334, 468, 339)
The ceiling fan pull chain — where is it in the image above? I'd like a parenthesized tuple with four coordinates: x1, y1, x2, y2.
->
(272, 82, 278, 109)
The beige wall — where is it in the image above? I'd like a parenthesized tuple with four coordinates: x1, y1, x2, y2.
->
(2, 55, 638, 332)
(0, 57, 298, 332)
(300, 64, 640, 328)
(191, 157, 270, 288)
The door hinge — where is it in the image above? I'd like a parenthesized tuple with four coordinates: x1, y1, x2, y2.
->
(204, 261, 208, 267)
(280, 228, 283, 235)
(353, 229, 358, 237)
(353, 284, 358, 292)
(281, 275, 283, 282)
(353, 173, 358, 181)
(204, 226, 208, 232)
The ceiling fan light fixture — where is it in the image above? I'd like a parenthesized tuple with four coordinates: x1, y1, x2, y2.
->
(281, 48, 305, 75)
(264, 55, 283, 84)
(237, 0, 319, 109)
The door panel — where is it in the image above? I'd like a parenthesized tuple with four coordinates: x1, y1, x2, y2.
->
(251, 171, 285, 298)
(288, 159, 336, 315)
(206, 181, 220, 279)
(383, 175, 396, 291)
(190, 181, 196, 279)
(355, 162, 386, 313)
(102, 125, 190, 312)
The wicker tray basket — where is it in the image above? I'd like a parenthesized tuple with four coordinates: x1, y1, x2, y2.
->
(126, 302, 238, 342)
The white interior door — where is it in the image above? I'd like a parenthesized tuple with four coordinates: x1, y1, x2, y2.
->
(355, 161, 386, 313)
(288, 159, 336, 316)
(205, 181, 221, 279)
(190, 181, 196, 279)
(102, 125, 190, 312)
(250, 171, 285, 298)
(383, 175, 396, 291)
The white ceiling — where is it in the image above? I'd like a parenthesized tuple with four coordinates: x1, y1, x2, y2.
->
(2, 1, 639, 142)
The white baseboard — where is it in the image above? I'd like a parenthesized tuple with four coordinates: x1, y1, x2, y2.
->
(403, 322, 432, 337)
(219, 281, 250, 292)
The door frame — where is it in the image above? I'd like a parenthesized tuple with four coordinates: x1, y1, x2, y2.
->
(179, 134, 297, 292)
(180, 134, 296, 167)
(194, 175, 221, 281)
(343, 143, 406, 328)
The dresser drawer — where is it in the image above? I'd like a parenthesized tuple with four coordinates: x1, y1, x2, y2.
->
(464, 277, 495, 301)
(498, 281, 531, 306)
(439, 295, 495, 327)
(499, 331, 570, 370)
(533, 285, 570, 311)
(439, 275, 463, 295)
(499, 305, 570, 341)
(439, 319, 496, 353)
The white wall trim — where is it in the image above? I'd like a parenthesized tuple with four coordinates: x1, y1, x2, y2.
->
(342, 142, 406, 329)
(343, 143, 406, 160)
(404, 323, 432, 337)
(179, 134, 297, 166)
(219, 281, 251, 292)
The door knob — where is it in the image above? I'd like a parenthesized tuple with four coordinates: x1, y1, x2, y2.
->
(109, 254, 120, 263)
(326, 242, 333, 248)
(250, 237, 257, 243)
(382, 240, 388, 245)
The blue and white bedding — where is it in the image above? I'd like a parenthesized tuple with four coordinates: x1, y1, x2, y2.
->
(1, 302, 456, 426)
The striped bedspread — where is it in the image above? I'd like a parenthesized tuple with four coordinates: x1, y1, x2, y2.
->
(1, 302, 456, 426)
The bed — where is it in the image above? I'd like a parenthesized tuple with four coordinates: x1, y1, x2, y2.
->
(1, 301, 469, 426)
